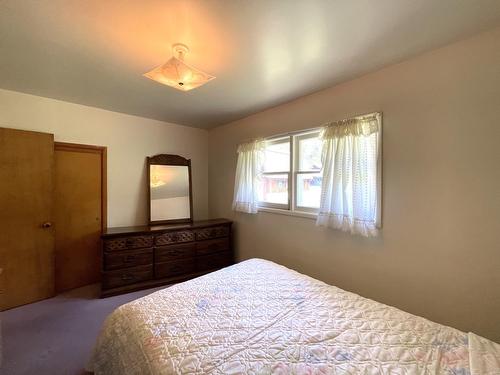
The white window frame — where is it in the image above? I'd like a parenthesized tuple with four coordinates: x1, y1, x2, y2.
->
(259, 136, 292, 210)
(258, 130, 322, 216)
(293, 130, 322, 214)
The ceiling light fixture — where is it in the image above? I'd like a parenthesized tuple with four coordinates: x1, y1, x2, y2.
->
(143, 43, 215, 92)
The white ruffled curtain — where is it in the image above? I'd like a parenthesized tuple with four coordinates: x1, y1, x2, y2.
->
(232, 139, 265, 214)
(316, 114, 381, 237)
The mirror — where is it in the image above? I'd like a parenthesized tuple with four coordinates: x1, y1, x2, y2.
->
(147, 154, 193, 225)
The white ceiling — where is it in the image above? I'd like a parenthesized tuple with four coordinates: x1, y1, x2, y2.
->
(1, 0, 500, 129)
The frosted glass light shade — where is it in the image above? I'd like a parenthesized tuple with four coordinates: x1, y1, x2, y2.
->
(144, 56, 215, 92)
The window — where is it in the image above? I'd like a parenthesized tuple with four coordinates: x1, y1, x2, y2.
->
(233, 112, 381, 236)
(258, 131, 323, 214)
(295, 132, 323, 212)
(259, 137, 290, 209)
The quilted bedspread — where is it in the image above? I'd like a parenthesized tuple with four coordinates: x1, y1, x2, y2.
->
(88, 259, 500, 374)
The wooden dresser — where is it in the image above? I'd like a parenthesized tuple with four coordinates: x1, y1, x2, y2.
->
(100, 219, 233, 297)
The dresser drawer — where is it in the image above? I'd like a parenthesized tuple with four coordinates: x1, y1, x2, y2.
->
(197, 251, 232, 272)
(104, 248, 153, 271)
(196, 238, 230, 256)
(155, 243, 196, 263)
(155, 259, 195, 279)
(104, 235, 154, 252)
(102, 265, 153, 289)
(155, 230, 195, 246)
(195, 226, 229, 241)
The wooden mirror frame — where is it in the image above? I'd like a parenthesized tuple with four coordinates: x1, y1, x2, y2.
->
(147, 154, 193, 225)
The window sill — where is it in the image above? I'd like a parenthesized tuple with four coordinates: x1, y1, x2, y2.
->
(258, 207, 317, 220)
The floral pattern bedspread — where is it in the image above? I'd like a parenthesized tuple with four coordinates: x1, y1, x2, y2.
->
(87, 258, 499, 374)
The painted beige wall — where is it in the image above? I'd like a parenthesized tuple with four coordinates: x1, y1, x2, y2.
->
(208, 27, 500, 341)
(0, 89, 208, 227)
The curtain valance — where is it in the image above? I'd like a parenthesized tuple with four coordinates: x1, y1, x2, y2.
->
(321, 114, 380, 139)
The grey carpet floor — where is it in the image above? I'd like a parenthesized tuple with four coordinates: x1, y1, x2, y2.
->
(1, 284, 165, 375)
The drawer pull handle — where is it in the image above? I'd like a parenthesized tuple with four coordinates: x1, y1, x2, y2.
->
(121, 274, 134, 281)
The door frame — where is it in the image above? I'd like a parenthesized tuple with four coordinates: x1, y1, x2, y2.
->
(54, 142, 107, 230)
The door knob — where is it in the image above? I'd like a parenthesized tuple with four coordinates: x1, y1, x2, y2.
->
(41, 222, 52, 228)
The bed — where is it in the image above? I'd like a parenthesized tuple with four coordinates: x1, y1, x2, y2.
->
(87, 258, 500, 374)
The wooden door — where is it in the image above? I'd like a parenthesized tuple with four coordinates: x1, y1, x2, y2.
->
(54, 143, 106, 292)
(0, 128, 55, 310)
